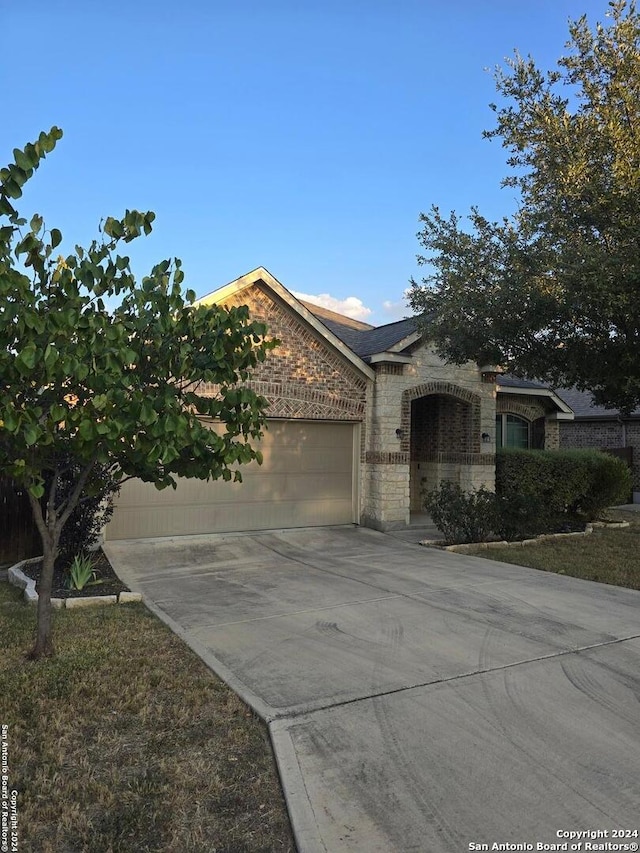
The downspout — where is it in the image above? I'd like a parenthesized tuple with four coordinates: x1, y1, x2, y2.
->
(617, 416, 627, 447)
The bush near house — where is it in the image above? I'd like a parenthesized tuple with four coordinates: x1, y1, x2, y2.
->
(496, 448, 631, 528)
(424, 449, 631, 543)
(423, 481, 497, 544)
(45, 457, 120, 570)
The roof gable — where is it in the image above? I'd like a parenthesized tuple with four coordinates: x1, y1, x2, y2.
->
(197, 267, 375, 381)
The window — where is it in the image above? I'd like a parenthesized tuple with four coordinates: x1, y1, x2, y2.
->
(496, 414, 530, 449)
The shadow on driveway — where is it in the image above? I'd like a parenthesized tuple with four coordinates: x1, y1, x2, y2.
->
(105, 526, 640, 853)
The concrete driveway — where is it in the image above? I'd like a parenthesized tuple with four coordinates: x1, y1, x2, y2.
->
(105, 527, 640, 853)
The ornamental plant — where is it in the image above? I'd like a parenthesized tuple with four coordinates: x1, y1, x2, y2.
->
(0, 128, 276, 658)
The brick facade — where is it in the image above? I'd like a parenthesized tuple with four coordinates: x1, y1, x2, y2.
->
(206, 283, 368, 421)
(199, 274, 601, 529)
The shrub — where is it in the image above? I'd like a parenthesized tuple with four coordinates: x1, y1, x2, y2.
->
(423, 481, 497, 544)
(576, 451, 631, 516)
(65, 553, 104, 590)
(495, 448, 631, 528)
(43, 458, 120, 568)
(493, 491, 549, 541)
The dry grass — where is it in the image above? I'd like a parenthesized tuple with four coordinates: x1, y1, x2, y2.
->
(0, 586, 295, 853)
(466, 510, 640, 589)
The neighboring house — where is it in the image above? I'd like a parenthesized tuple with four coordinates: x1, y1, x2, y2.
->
(555, 387, 640, 503)
(106, 268, 578, 540)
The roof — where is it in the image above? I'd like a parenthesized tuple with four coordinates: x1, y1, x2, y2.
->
(298, 301, 374, 331)
(498, 375, 550, 391)
(553, 387, 640, 420)
(302, 310, 419, 359)
(196, 267, 375, 381)
(497, 375, 574, 418)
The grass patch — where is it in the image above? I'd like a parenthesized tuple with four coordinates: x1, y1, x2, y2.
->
(0, 590, 294, 853)
(466, 511, 640, 589)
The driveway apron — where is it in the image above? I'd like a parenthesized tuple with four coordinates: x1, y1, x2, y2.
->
(105, 526, 640, 853)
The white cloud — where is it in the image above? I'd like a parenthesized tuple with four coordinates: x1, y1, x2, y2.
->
(381, 296, 409, 321)
(292, 291, 373, 321)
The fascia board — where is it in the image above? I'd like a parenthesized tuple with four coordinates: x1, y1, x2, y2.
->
(496, 384, 574, 415)
(387, 332, 421, 353)
(369, 352, 413, 364)
(545, 412, 575, 421)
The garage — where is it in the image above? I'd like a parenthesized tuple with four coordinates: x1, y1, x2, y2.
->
(106, 420, 359, 540)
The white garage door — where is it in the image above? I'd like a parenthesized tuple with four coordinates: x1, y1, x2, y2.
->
(106, 420, 358, 540)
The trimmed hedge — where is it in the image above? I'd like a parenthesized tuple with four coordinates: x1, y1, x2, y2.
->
(423, 448, 631, 543)
(496, 447, 630, 518)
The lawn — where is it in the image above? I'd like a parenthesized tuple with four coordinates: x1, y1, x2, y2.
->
(465, 510, 640, 590)
(0, 584, 294, 853)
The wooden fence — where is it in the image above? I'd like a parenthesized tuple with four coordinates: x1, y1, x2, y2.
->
(0, 478, 41, 566)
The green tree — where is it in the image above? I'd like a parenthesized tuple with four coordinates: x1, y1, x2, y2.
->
(0, 128, 275, 658)
(408, 1, 640, 414)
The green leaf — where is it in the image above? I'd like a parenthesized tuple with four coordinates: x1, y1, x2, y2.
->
(50, 228, 62, 249)
(24, 423, 38, 446)
(28, 483, 45, 499)
(43, 343, 58, 369)
(4, 178, 23, 199)
(50, 403, 66, 422)
(14, 148, 33, 171)
(0, 197, 16, 216)
(2, 410, 18, 432)
(78, 420, 94, 441)
(30, 214, 43, 233)
(18, 343, 38, 370)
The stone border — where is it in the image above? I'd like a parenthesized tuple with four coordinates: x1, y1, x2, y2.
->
(420, 519, 630, 552)
(7, 557, 142, 608)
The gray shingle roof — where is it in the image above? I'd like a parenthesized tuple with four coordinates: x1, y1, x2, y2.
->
(310, 312, 418, 358)
(498, 375, 551, 391)
(553, 387, 640, 419)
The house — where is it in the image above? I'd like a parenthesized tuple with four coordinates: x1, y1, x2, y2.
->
(105, 268, 576, 540)
(555, 387, 639, 504)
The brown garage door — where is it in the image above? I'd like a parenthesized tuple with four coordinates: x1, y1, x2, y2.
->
(106, 420, 358, 540)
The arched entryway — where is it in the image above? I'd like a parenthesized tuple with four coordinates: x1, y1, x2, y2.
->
(401, 383, 482, 512)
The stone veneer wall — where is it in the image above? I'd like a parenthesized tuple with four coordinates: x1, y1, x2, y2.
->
(362, 344, 496, 529)
(560, 420, 640, 494)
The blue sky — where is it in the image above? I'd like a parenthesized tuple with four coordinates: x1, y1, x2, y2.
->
(3, 0, 608, 325)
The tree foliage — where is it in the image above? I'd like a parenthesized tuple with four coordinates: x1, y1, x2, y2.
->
(408, 1, 640, 414)
(0, 128, 275, 657)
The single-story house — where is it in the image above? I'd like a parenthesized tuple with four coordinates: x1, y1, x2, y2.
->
(106, 268, 582, 540)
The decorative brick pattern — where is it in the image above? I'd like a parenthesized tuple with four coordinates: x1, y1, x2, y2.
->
(365, 451, 410, 464)
(496, 396, 546, 422)
(422, 452, 495, 465)
(375, 363, 405, 375)
(204, 283, 368, 422)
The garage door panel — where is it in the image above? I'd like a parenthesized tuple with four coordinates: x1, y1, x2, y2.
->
(108, 421, 357, 539)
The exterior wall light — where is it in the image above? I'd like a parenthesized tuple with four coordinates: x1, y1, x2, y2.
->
(481, 432, 491, 443)
(396, 428, 404, 439)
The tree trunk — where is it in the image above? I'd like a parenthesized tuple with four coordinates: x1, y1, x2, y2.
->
(26, 459, 95, 659)
(28, 538, 56, 659)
